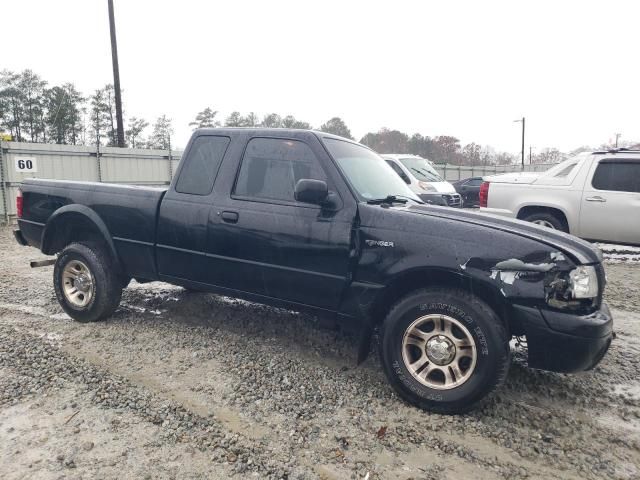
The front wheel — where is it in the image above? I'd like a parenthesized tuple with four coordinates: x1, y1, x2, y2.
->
(53, 242, 123, 323)
(380, 288, 510, 414)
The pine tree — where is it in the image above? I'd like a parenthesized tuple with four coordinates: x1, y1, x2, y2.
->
(189, 107, 220, 129)
(149, 115, 173, 150)
(126, 117, 149, 148)
(319, 117, 353, 139)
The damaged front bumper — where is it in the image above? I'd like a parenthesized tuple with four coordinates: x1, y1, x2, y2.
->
(513, 302, 613, 373)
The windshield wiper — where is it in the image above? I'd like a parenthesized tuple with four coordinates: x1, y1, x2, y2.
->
(366, 195, 423, 205)
(410, 167, 441, 182)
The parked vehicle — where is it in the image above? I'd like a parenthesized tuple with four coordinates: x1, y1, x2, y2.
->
(480, 149, 640, 245)
(382, 154, 462, 207)
(452, 176, 483, 207)
(14, 128, 612, 414)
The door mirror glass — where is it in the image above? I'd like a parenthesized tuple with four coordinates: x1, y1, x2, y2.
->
(294, 179, 328, 205)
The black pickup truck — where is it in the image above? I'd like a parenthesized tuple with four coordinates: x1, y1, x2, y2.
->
(14, 128, 613, 413)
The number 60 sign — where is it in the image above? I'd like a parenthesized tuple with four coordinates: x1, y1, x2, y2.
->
(14, 157, 37, 173)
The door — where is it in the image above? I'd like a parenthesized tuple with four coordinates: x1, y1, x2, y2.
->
(579, 158, 640, 244)
(203, 135, 355, 310)
(156, 134, 231, 282)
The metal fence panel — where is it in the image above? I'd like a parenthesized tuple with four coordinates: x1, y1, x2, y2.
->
(5, 142, 98, 183)
(0, 141, 183, 221)
(433, 162, 557, 181)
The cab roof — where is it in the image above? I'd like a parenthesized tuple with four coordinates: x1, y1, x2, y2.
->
(193, 127, 350, 142)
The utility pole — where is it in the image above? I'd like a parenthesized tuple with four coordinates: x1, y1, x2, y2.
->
(108, 0, 125, 147)
(514, 117, 525, 169)
(529, 145, 533, 164)
(167, 133, 173, 180)
(615, 133, 621, 148)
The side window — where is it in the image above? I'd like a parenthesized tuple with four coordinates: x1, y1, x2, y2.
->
(234, 138, 327, 203)
(175, 136, 230, 195)
(592, 161, 640, 193)
(386, 160, 411, 184)
(554, 162, 578, 178)
(468, 178, 483, 186)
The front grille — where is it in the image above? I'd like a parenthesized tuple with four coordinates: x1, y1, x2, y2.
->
(443, 193, 462, 207)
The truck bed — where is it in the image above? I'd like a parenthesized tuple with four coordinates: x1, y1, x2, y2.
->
(18, 178, 167, 279)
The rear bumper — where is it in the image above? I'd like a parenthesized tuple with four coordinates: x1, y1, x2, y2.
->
(514, 303, 613, 373)
(419, 193, 463, 208)
(15, 219, 43, 249)
(13, 229, 28, 246)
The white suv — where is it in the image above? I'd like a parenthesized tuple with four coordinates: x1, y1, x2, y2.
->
(382, 154, 462, 207)
(480, 149, 640, 245)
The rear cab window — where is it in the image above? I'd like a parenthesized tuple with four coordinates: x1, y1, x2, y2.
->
(175, 136, 231, 195)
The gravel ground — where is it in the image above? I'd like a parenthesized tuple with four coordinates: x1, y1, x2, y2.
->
(0, 226, 639, 480)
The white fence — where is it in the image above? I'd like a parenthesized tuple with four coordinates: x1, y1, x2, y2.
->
(0, 141, 558, 222)
(0, 141, 182, 222)
(434, 162, 557, 182)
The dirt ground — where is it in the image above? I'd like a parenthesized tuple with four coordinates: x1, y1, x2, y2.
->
(0, 226, 639, 480)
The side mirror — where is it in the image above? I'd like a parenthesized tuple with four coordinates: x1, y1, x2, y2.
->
(294, 179, 328, 205)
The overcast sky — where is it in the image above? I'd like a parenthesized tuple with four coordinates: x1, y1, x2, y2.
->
(3, 0, 638, 152)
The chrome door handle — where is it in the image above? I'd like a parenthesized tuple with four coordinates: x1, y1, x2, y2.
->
(586, 196, 606, 202)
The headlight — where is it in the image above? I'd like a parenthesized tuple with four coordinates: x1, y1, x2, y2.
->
(418, 181, 436, 192)
(568, 266, 598, 299)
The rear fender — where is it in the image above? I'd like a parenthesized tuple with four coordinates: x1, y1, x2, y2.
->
(42, 204, 121, 270)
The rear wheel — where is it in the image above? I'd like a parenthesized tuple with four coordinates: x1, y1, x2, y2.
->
(380, 288, 510, 414)
(53, 242, 123, 323)
(522, 212, 568, 232)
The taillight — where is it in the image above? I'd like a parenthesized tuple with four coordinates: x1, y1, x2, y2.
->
(16, 189, 23, 218)
(479, 182, 489, 208)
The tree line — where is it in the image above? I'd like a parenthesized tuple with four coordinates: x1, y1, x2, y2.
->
(0, 69, 175, 150)
(0, 69, 354, 151)
(187, 108, 353, 140)
(2, 69, 633, 165)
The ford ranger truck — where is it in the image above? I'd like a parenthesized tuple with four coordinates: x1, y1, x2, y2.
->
(13, 128, 613, 414)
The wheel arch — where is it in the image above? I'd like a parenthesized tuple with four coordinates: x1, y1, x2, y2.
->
(42, 205, 121, 271)
(516, 205, 571, 232)
(369, 267, 510, 333)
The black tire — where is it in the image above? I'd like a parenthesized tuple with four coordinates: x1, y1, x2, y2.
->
(380, 288, 510, 414)
(53, 242, 123, 323)
(522, 212, 568, 232)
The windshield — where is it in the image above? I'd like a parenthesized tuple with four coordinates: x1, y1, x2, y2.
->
(399, 157, 443, 182)
(323, 138, 421, 202)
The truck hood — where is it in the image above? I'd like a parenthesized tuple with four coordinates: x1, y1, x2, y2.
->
(483, 172, 540, 184)
(427, 181, 457, 193)
(360, 203, 602, 265)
